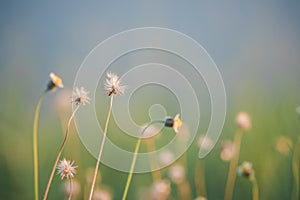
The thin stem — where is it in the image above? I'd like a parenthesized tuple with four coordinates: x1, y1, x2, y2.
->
(68, 179, 72, 200)
(122, 120, 165, 200)
(224, 129, 243, 200)
(43, 106, 80, 200)
(122, 138, 142, 200)
(251, 177, 259, 200)
(292, 139, 300, 200)
(177, 180, 192, 200)
(33, 91, 46, 200)
(194, 160, 207, 197)
(88, 97, 114, 200)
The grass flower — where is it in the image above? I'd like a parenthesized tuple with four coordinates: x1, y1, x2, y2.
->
(275, 136, 292, 156)
(151, 180, 171, 200)
(33, 72, 63, 200)
(43, 87, 89, 200)
(237, 161, 259, 200)
(88, 72, 124, 200)
(121, 114, 182, 200)
(236, 112, 251, 131)
(169, 164, 185, 184)
(164, 114, 182, 133)
(103, 72, 125, 96)
(56, 158, 78, 200)
(159, 150, 175, 166)
(92, 188, 112, 200)
(220, 141, 235, 162)
(72, 87, 90, 106)
(225, 112, 251, 200)
(57, 158, 78, 180)
(47, 72, 64, 91)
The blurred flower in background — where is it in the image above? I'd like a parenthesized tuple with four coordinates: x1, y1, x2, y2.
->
(236, 112, 251, 131)
(275, 136, 292, 156)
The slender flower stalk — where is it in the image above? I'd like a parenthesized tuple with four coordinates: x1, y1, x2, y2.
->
(33, 91, 46, 200)
(194, 160, 207, 198)
(88, 72, 124, 199)
(252, 177, 259, 200)
(68, 179, 72, 200)
(88, 96, 114, 200)
(292, 136, 300, 200)
(122, 115, 182, 200)
(225, 112, 251, 200)
(224, 128, 243, 200)
(33, 72, 63, 200)
(43, 87, 89, 200)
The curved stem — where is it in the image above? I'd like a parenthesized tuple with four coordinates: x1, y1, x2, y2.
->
(43, 106, 80, 200)
(33, 91, 46, 200)
(68, 179, 72, 200)
(292, 139, 300, 200)
(224, 129, 243, 200)
(122, 120, 165, 200)
(88, 97, 114, 200)
(251, 177, 259, 200)
(122, 138, 142, 200)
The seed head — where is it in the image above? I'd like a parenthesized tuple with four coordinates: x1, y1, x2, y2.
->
(103, 72, 125, 96)
(72, 87, 90, 106)
(57, 158, 77, 180)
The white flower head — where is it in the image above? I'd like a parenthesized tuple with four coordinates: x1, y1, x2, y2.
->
(57, 158, 78, 180)
(72, 87, 90, 106)
(151, 180, 171, 200)
(197, 135, 213, 151)
(168, 164, 186, 184)
(92, 188, 112, 200)
(236, 112, 251, 131)
(103, 72, 125, 96)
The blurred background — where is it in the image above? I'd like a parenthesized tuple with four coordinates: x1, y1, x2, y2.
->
(1, 1, 300, 199)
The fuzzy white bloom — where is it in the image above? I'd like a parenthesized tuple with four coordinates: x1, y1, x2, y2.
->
(151, 180, 171, 200)
(103, 72, 125, 96)
(236, 112, 251, 131)
(92, 188, 112, 200)
(168, 164, 186, 184)
(72, 87, 90, 106)
(159, 150, 175, 166)
(220, 141, 235, 162)
(57, 158, 77, 180)
(197, 135, 213, 151)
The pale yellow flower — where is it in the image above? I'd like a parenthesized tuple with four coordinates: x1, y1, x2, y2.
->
(237, 161, 255, 180)
(164, 114, 182, 133)
(275, 136, 292, 156)
(47, 72, 64, 91)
